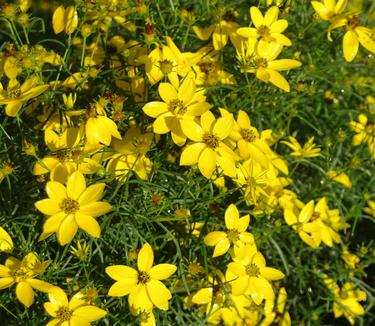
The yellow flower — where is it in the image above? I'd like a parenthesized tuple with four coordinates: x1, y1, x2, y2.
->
(236, 39, 301, 92)
(327, 170, 352, 188)
(311, 0, 348, 21)
(237, 6, 292, 47)
(44, 287, 107, 325)
(281, 136, 321, 158)
(226, 244, 284, 304)
(322, 275, 366, 325)
(0, 252, 54, 307)
(204, 204, 254, 257)
(0, 227, 13, 252)
(261, 287, 291, 326)
(350, 114, 375, 157)
(106, 242, 177, 311)
(193, 9, 243, 50)
(142, 76, 212, 146)
(328, 15, 375, 62)
(35, 171, 112, 245)
(52, 5, 79, 34)
(70, 240, 90, 262)
(0, 77, 49, 116)
(364, 200, 375, 217)
(341, 247, 360, 269)
(180, 111, 236, 179)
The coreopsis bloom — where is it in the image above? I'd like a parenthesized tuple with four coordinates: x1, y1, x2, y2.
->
(141, 37, 202, 88)
(204, 204, 254, 257)
(142, 77, 212, 146)
(52, 5, 78, 34)
(364, 200, 375, 217)
(281, 136, 321, 158)
(85, 100, 122, 146)
(327, 170, 352, 188)
(236, 38, 301, 92)
(350, 114, 375, 157)
(311, 0, 347, 22)
(44, 287, 107, 325)
(106, 242, 177, 311)
(322, 275, 366, 325)
(226, 244, 284, 304)
(70, 240, 90, 262)
(0, 77, 49, 116)
(261, 287, 291, 326)
(0, 252, 54, 307)
(237, 6, 292, 47)
(35, 171, 112, 245)
(327, 14, 375, 62)
(341, 247, 360, 269)
(0, 227, 13, 252)
(180, 110, 237, 179)
(193, 9, 243, 50)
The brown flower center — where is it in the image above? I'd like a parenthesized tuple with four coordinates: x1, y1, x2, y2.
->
(8, 88, 21, 99)
(11, 268, 28, 281)
(240, 128, 257, 142)
(347, 17, 359, 30)
(60, 198, 80, 214)
(137, 271, 150, 284)
(159, 59, 174, 75)
(255, 58, 268, 69)
(203, 133, 219, 149)
(245, 263, 260, 277)
(56, 306, 73, 322)
(168, 99, 186, 115)
(227, 229, 240, 243)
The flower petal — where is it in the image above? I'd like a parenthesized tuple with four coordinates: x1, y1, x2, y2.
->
(78, 184, 105, 206)
(198, 148, 216, 179)
(46, 182, 67, 200)
(79, 202, 112, 217)
(159, 83, 178, 103)
(67, 172, 86, 200)
(108, 279, 138, 297)
(146, 280, 172, 310)
(149, 264, 177, 280)
(343, 30, 359, 62)
(16, 281, 34, 307)
(180, 143, 205, 166)
(75, 213, 101, 238)
(138, 242, 154, 272)
(225, 204, 239, 229)
(106, 265, 138, 281)
(142, 101, 169, 118)
(57, 215, 78, 245)
(73, 306, 107, 321)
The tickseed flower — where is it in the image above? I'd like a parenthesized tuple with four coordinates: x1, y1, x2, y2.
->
(350, 114, 375, 157)
(142, 77, 212, 146)
(0, 77, 49, 117)
(364, 200, 375, 218)
(44, 287, 107, 325)
(70, 240, 90, 262)
(311, 0, 348, 22)
(0, 252, 54, 307)
(327, 170, 352, 188)
(262, 287, 291, 326)
(106, 242, 177, 311)
(52, 5, 79, 34)
(0, 227, 13, 252)
(281, 136, 321, 158)
(322, 275, 366, 325)
(180, 110, 237, 179)
(204, 204, 254, 257)
(341, 247, 360, 269)
(237, 6, 292, 47)
(226, 244, 284, 304)
(35, 171, 112, 245)
(236, 38, 301, 92)
(331, 15, 375, 62)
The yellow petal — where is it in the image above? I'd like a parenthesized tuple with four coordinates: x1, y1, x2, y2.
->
(356, 27, 375, 54)
(142, 101, 169, 118)
(52, 6, 65, 34)
(225, 204, 239, 229)
(178, 77, 195, 105)
(213, 238, 231, 257)
(79, 202, 111, 217)
(0, 227, 13, 252)
(146, 280, 171, 310)
(78, 183, 105, 206)
(192, 288, 213, 304)
(311, 1, 329, 20)
(250, 6, 264, 28)
(128, 284, 153, 311)
(268, 69, 290, 92)
(261, 267, 285, 280)
(343, 31, 359, 62)
(48, 287, 68, 306)
(263, 6, 279, 26)
(43, 212, 66, 234)
(270, 20, 288, 33)
(106, 265, 138, 281)
(180, 119, 203, 142)
(27, 279, 55, 293)
(64, 6, 78, 34)
(5, 102, 23, 117)
(46, 181, 67, 200)
(67, 171, 86, 200)
(192, 25, 215, 41)
(236, 27, 258, 38)
(158, 83, 178, 103)
(75, 213, 101, 238)
(57, 215, 78, 245)
(138, 243, 154, 272)
(180, 143, 205, 166)
(299, 200, 314, 223)
(108, 279, 138, 297)
(213, 116, 233, 139)
(16, 281, 34, 307)
(73, 306, 107, 321)
(149, 264, 177, 280)
(44, 302, 57, 317)
(35, 199, 60, 216)
(204, 231, 226, 246)
(0, 277, 15, 289)
(198, 148, 216, 179)
(153, 113, 173, 134)
(216, 147, 236, 178)
(268, 59, 301, 71)
(230, 275, 249, 295)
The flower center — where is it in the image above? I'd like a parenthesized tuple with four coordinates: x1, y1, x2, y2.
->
(168, 99, 187, 115)
(11, 268, 28, 281)
(159, 59, 174, 75)
(367, 124, 375, 136)
(56, 306, 73, 322)
(8, 88, 21, 99)
(240, 128, 257, 142)
(347, 17, 359, 30)
(227, 229, 240, 243)
(60, 198, 80, 214)
(203, 133, 219, 149)
(223, 9, 235, 22)
(245, 263, 260, 277)
(137, 270, 150, 284)
(199, 62, 215, 74)
(255, 58, 268, 69)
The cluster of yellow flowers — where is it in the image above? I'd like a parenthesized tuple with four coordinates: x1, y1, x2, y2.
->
(0, 1, 372, 325)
